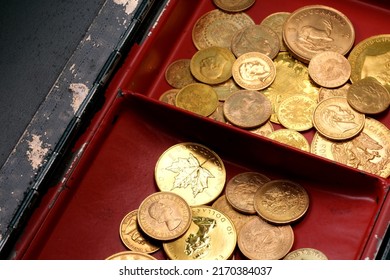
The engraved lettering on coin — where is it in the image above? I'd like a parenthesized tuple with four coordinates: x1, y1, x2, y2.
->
(185, 216, 216, 259)
(284, 248, 328, 260)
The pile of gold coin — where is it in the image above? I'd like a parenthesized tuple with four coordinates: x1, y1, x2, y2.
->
(160, 0, 390, 179)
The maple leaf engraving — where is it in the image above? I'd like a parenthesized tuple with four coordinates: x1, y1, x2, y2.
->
(166, 153, 214, 197)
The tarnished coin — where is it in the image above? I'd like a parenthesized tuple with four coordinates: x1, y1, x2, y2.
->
(268, 129, 310, 152)
(119, 210, 160, 253)
(192, 9, 255, 50)
(225, 172, 271, 214)
(249, 121, 274, 137)
(237, 216, 294, 260)
(283, 248, 328, 260)
(163, 206, 237, 260)
(212, 0, 255, 12)
(159, 89, 178, 105)
(212, 78, 241, 101)
(232, 52, 276, 90)
(311, 118, 390, 178)
(308, 51, 351, 88)
(190, 46, 236, 85)
(208, 101, 228, 123)
(231, 24, 280, 59)
(347, 77, 390, 114)
(175, 83, 219, 116)
(106, 251, 157, 260)
(277, 95, 317, 131)
(312, 97, 365, 140)
(155, 143, 226, 206)
(165, 59, 197, 89)
(283, 5, 355, 63)
(260, 12, 291, 52)
(137, 192, 192, 241)
(223, 90, 272, 129)
(318, 83, 350, 102)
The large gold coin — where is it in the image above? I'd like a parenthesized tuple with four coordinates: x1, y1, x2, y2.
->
(105, 251, 157, 260)
(137, 192, 192, 241)
(312, 97, 365, 140)
(260, 12, 291, 52)
(155, 143, 226, 206)
(212, 0, 255, 12)
(268, 129, 310, 152)
(119, 210, 160, 253)
(232, 52, 276, 90)
(237, 216, 294, 260)
(283, 248, 328, 260)
(165, 59, 197, 89)
(163, 206, 237, 260)
(190, 46, 236, 85)
(254, 180, 309, 224)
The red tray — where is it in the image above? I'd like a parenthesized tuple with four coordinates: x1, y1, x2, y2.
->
(12, 0, 390, 260)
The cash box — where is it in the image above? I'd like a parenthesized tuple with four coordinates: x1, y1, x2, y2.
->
(7, 0, 390, 259)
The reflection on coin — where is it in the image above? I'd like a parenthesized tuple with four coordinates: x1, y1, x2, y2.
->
(155, 143, 226, 206)
(212, 0, 255, 12)
(137, 192, 192, 241)
(237, 216, 294, 260)
(225, 172, 271, 214)
(283, 248, 328, 260)
(223, 90, 272, 129)
(190, 46, 236, 85)
(159, 89, 179, 105)
(175, 83, 219, 116)
(254, 179, 309, 224)
(268, 129, 310, 152)
(212, 78, 241, 101)
(106, 251, 157, 260)
(312, 97, 365, 140)
(232, 52, 276, 90)
(249, 121, 274, 137)
(165, 59, 197, 89)
(163, 206, 237, 260)
(260, 12, 290, 52)
(119, 210, 160, 253)
(308, 51, 351, 88)
(318, 83, 350, 102)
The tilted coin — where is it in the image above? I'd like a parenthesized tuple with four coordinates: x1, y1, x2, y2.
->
(232, 52, 276, 90)
(225, 172, 271, 214)
(260, 12, 291, 52)
(249, 121, 274, 137)
(237, 216, 294, 260)
(223, 90, 272, 129)
(212, 0, 255, 12)
(119, 210, 160, 253)
(308, 51, 351, 88)
(212, 78, 241, 101)
(175, 83, 219, 116)
(159, 89, 179, 105)
(192, 9, 255, 50)
(312, 97, 365, 140)
(318, 83, 350, 102)
(137, 192, 192, 241)
(283, 5, 355, 63)
(155, 142, 226, 206)
(106, 251, 157, 260)
(254, 179, 310, 224)
(165, 59, 197, 89)
(163, 206, 237, 260)
(190, 46, 236, 85)
(268, 129, 310, 152)
(283, 248, 328, 260)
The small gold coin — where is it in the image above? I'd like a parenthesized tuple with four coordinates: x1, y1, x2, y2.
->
(249, 121, 274, 137)
(159, 89, 178, 105)
(312, 97, 365, 140)
(232, 52, 276, 90)
(225, 172, 271, 214)
(283, 248, 328, 260)
(268, 129, 310, 152)
(223, 90, 272, 129)
(190, 46, 236, 85)
(119, 210, 160, 253)
(212, 78, 241, 101)
(163, 206, 237, 260)
(165, 59, 197, 89)
(155, 143, 226, 206)
(137, 192, 192, 241)
(105, 251, 157, 260)
(260, 12, 291, 52)
(212, 0, 255, 12)
(175, 83, 219, 116)
(308, 51, 351, 88)
(237, 216, 294, 260)
(318, 83, 350, 102)
(208, 101, 227, 123)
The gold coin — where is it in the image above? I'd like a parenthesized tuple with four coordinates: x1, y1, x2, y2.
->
(212, 0, 255, 12)
(192, 9, 255, 50)
(163, 206, 237, 260)
(223, 90, 272, 129)
(190, 46, 236, 85)
(165, 59, 197, 89)
(105, 251, 157, 260)
(260, 12, 291, 52)
(254, 179, 309, 224)
(159, 89, 178, 105)
(119, 210, 160, 253)
(212, 78, 241, 101)
(137, 192, 192, 241)
(268, 129, 310, 152)
(312, 97, 365, 140)
(347, 77, 390, 114)
(318, 83, 350, 102)
(208, 101, 227, 123)
(283, 5, 355, 63)
(311, 118, 390, 178)
(237, 216, 294, 260)
(175, 83, 219, 116)
(231, 24, 280, 59)
(232, 52, 276, 90)
(283, 248, 328, 260)
(277, 95, 317, 131)
(155, 142, 226, 206)
(225, 172, 271, 214)
(249, 121, 274, 137)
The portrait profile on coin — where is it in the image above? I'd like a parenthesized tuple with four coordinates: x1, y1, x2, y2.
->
(200, 53, 228, 80)
(361, 50, 390, 88)
(239, 60, 271, 81)
(148, 200, 182, 231)
(322, 104, 359, 133)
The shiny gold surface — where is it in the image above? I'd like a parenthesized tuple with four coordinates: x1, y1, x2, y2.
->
(283, 248, 328, 260)
(318, 83, 350, 102)
(249, 121, 274, 137)
(212, 78, 241, 101)
(213, 0, 256, 12)
(165, 59, 197, 89)
(268, 129, 310, 152)
(106, 251, 157, 260)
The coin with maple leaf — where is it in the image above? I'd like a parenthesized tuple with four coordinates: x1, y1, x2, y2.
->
(155, 143, 226, 206)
